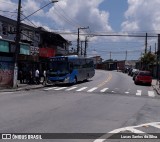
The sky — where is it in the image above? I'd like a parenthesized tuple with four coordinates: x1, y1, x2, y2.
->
(0, 0, 160, 61)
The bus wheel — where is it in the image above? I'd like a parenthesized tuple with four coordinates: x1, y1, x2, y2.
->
(73, 77, 77, 84)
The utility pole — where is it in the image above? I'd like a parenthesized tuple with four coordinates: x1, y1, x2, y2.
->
(145, 33, 148, 53)
(150, 45, 151, 53)
(81, 41, 83, 56)
(12, 0, 58, 88)
(77, 26, 89, 56)
(77, 28, 80, 55)
(13, 0, 21, 88)
(141, 52, 143, 69)
(156, 42, 158, 84)
(84, 36, 88, 57)
(110, 52, 112, 60)
(125, 50, 128, 61)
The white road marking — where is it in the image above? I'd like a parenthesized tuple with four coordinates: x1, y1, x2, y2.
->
(100, 88, 109, 92)
(109, 127, 145, 134)
(149, 123, 160, 129)
(87, 87, 98, 92)
(148, 91, 155, 97)
(54, 87, 68, 90)
(66, 87, 77, 91)
(124, 127, 145, 133)
(44, 87, 58, 91)
(94, 122, 160, 142)
(93, 139, 106, 142)
(125, 92, 130, 94)
(76, 87, 88, 92)
(136, 90, 142, 96)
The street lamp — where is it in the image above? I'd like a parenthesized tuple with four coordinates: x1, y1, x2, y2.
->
(77, 26, 89, 56)
(13, 0, 58, 88)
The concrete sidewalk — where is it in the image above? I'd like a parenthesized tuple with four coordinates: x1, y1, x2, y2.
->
(0, 81, 44, 92)
(152, 79, 160, 95)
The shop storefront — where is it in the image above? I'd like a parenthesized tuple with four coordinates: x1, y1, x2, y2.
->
(39, 47, 55, 72)
(0, 39, 14, 87)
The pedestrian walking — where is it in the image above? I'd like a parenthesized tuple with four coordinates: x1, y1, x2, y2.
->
(42, 70, 47, 85)
(19, 70, 24, 84)
(28, 70, 33, 84)
(35, 69, 40, 85)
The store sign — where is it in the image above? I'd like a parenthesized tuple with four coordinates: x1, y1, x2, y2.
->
(20, 44, 30, 55)
(30, 46, 39, 55)
(39, 48, 55, 57)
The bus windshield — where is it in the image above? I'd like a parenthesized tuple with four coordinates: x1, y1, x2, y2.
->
(49, 61, 69, 73)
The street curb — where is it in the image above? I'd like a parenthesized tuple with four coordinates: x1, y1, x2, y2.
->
(152, 85, 160, 95)
(0, 85, 44, 92)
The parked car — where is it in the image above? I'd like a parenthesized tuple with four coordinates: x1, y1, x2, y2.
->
(128, 68, 133, 76)
(133, 71, 139, 81)
(131, 69, 138, 76)
(134, 71, 152, 86)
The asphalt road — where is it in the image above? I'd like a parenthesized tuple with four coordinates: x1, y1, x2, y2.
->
(0, 70, 160, 142)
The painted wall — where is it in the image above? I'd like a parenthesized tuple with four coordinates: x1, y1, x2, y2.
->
(0, 57, 14, 87)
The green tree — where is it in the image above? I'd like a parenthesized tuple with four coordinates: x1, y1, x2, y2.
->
(141, 52, 156, 70)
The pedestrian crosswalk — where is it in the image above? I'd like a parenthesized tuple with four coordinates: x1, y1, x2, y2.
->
(43, 86, 156, 98)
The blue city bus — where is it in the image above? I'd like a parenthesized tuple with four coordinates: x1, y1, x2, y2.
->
(46, 56, 95, 84)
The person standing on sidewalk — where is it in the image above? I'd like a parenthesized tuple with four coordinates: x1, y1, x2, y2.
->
(19, 70, 23, 84)
(43, 70, 47, 85)
(35, 68, 40, 85)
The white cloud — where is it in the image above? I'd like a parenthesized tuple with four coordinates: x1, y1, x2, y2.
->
(22, 0, 45, 17)
(122, 0, 160, 32)
(47, 0, 112, 32)
(0, 0, 17, 19)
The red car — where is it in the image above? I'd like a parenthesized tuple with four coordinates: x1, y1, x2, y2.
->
(134, 71, 152, 86)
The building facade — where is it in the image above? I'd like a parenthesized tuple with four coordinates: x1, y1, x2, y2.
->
(0, 15, 69, 87)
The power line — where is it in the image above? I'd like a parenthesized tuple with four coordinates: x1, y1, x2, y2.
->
(56, 4, 82, 27)
(54, 32, 158, 37)
(53, 7, 80, 28)
(0, 10, 17, 13)
(21, 13, 38, 28)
